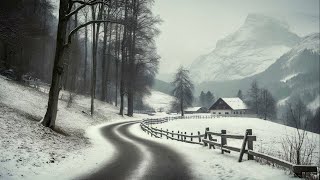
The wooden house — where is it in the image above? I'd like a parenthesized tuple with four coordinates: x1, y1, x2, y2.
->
(209, 98, 248, 115)
(184, 107, 208, 114)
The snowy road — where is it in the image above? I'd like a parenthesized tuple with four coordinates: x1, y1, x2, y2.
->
(78, 121, 192, 180)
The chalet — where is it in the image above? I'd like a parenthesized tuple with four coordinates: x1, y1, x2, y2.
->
(184, 107, 208, 114)
(209, 98, 248, 115)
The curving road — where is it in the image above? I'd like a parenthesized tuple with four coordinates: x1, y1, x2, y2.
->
(78, 121, 192, 180)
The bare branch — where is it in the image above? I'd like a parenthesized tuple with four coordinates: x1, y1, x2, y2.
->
(65, 0, 111, 20)
(67, 19, 125, 44)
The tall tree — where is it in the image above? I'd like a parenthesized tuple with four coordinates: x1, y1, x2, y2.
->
(171, 67, 194, 116)
(199, 91, 205, 107)
(119, 0, 129, 116)
(284, 98, 313, 165)
(237, 89, 244, 100)
(42, 0, 123, 128)
(205, 91, 214, 108)
(42, 0, 70, 128)
(260, 88, 276, 120)
(247, 80, 261, 115)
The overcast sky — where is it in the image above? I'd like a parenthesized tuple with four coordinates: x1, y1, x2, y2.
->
(152, 0, 320, 75)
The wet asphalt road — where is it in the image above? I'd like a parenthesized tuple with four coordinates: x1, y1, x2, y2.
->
(78, 121, 192, 180)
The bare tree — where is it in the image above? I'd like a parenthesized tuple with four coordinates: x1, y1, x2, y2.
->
(260, 88, 276, 120)
(282, 99, 316, 165)
(42, 0, 124, 128)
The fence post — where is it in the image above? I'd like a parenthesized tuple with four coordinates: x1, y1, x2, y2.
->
(247, 129, 254, 160)
(184, 132, 187, 142)
(160, 128, 162, 138)
(198, 131, 201, 143)
(178, 131, 180, 139)
(181, 132, 183, 141)
(238, 129, 250, 162)
(221, 130, 227, 154)
(204, 127, 209, 147)
(191, 133, 193, 142)
(166, 129, 169, 139)
(208, 133, 213, 149)
(172, 131, 174, 138)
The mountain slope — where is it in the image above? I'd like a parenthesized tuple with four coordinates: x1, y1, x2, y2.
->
(189, 14, 300, 83)
(152, 79, 174, 95)
(196, 33, 320, 111)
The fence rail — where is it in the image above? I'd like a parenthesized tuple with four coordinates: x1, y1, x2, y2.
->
(140, 116, 319, 178)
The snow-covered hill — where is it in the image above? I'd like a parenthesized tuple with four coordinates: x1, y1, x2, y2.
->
(189, 14, 300, 83)
(143, 90, 175, 112)
(0, 76, 146, 179)
(155, 116, 320, 167)
(264, 33, 320, 109)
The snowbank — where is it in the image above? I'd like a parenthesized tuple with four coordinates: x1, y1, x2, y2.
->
(0, 76, 144, 179)
(154, 116, 320, 166)
(130, 123, 294, 179)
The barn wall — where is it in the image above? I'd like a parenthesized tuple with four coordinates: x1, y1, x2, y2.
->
(210, 110, 232, 115)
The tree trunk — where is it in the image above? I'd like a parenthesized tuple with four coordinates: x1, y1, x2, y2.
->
(119, 35, 126, 115)
(101, 8, 109, 101)
(115, 24, 121, 107)
(63, 22, 71, 90)
(71, 7, 78, 93)
(90, 6, 97, 116)
(42, 0, 69, 128)
(84, 13, 88, 93)
(120, 0, 128, 116)
(91, 5, 103, 115)
(127, 0, 138, 117)
(180, 97, 184, 117)
(105, 22, 113, 103)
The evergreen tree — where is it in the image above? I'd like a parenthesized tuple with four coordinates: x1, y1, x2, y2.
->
(171, 67, 194, 116)
(205, 91, 214, 108)
(247, 80, 261, 115)
(237, 89, 244, 100)
(199, 91, 206, 107)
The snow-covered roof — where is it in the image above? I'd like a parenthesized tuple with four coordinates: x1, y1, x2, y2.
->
(221, 98, 248, 110)
(185, 107, 203, 112)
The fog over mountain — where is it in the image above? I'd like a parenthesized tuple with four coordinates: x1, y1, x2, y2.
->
(195, 33, 319, 111)
(189, 14, 300, 83)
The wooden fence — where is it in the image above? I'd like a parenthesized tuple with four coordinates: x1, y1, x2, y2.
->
(140, 117, 319, 178)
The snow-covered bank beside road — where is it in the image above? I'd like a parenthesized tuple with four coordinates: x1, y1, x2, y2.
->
(0, 104, 89, 179)
(129, 123, 294, 180)
(0, 75, 146, 179)
(155, 117, 320, 166)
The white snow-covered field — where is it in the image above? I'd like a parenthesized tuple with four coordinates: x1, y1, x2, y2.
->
(154, 116, 320, 167)
(1, 74, 318, 180)
(142, 90, 175, 112)
(0, 76, 146, 179)
(130, 123, 295, 180)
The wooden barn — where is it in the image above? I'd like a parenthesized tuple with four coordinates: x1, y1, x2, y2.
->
(209, 98, 248, 115)
(184, 107, 208, 114)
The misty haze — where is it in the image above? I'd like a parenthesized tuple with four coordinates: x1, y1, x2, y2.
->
(0, 0, 319, 180)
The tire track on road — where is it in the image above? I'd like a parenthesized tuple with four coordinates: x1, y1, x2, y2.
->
(120, 123, 192, 180)
(78, 121, 141, 180)
(78, 121, 192, 180)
